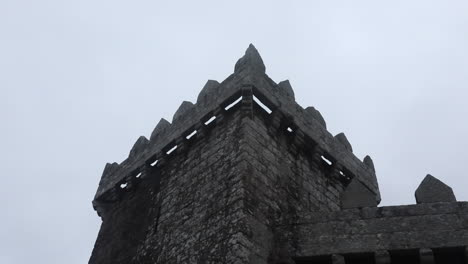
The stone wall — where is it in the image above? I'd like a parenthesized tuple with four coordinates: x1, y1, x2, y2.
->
(89, 92, 370, 264)
(92, 44, 379, 212)
(91, 108, 257, 264)
(89, 45, 467, 264)
(289, 202, 468, 263)
(135, 109, 252, 264)
(239, 103, 349, 263)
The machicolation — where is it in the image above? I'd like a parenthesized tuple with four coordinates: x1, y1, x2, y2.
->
(90, 44, 468, 264)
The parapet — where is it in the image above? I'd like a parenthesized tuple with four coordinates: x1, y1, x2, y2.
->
(291, 201, 468, 259)
(287, 174, 462, 259)
(92, 44, 380, 212)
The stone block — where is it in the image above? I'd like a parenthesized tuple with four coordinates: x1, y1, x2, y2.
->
(278, 80, 295, 101)
(197, 80, 220, 105)
(363, 155, 375, 173)
(128, 136, 149, 158)
(341, 179, 377, 209)
(335, 133, 352, 153)
(305, 106, 326, 128)
(234, 44, 265, 74)
(150, 118, 171, 141)
(415, 174, 456, 204)
(102, 162, 120, 178)
(172, 101, 194, 122)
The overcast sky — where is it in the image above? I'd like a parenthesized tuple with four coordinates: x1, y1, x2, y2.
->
(1, 1, 468, 263)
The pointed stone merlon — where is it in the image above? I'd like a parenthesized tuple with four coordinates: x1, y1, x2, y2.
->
(335, 132, 353, 153)
(172, 101, 195, 122)
(234, 44, 265, 74)
(305, 106, 326, 129)
(95, 162, 121, 204)
(341, 178, 378, 209)
(101, 162, 120, 179)
(197, 80, 220, 106)
(129, 136, 149, 158)
(150, 118, 171, 141)
(363, 155, 375, 173)
(278, 80, 295, 101)
(415, 174, 456, 204)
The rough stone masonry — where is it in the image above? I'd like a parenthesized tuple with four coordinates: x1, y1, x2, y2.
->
(89, 45, 468, 264)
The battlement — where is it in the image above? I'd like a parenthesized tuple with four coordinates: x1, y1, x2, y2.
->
(90, 45, 465, 264)
(93, 44, 379, 214)
(289, 201, 468, 262)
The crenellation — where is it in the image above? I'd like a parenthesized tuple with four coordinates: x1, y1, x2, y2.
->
(93, 88, 247, 202)
(334, 132, 353, 153)
(278, 80, 295, 101)
(172, 101, 195, 123)
(363, 155, 375, 173)
(234, 44, 266, 74)
(128, 135, 149, 159)
(150, 118, 171, 141)
(90, 44, 467, 264)
(101, 162, 120, 178)
(305, 106, 327, 129)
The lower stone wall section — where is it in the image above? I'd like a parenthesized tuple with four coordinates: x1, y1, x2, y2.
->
(90, 111, 256, 264)
(288, 202, 468, 258)
(239, 109, 349, 263)
(89, 105, 468, 264)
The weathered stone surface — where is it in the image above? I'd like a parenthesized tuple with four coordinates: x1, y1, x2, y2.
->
(150, 118, 171, 141)
(335, 132, 353, 152)
(128, 136, 149, 158)
(341, 179, 377, 209)
(93, 43, 381, 205)
(95, 43, 380, 204)
(90, 110, 255, 264)
(278, 80, 295, 101)
(90, 45, 466, 264)
(291, 201, 468, 257)
(172, 101, 194, 122)
(196, 80, 220, 105)
(304, 106, 326, 128)
(234, 44, 265, 74)
(363, 155, 375, 173)
(95, 162, 121, 199)
(102, 162, 120, 178)
(415, 174, 456, 204)
(91, 45, 380, 264)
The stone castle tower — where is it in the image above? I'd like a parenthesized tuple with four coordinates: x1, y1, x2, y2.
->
(90, 45, 468, 264)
